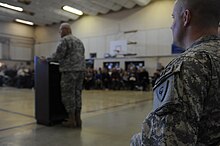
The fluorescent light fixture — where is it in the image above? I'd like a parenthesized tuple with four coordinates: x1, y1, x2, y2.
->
(62, 5, 83, 16)
(0, 2, 23, 12)
(15, 19, 34, 26)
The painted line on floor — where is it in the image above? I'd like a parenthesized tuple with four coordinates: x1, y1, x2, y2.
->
(0, 122, 36, 132)
(0, 108, 34, 118)
(0, 98, 151, 118)
(0, 99, 151, 132)
(83, 98, 150, 113)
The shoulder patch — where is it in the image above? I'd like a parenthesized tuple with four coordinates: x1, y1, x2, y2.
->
(153, 74, 175, 110)
(153, 60, 183, 111)
(156, 78, 170, 102)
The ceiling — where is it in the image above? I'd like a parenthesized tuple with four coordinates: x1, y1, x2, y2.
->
(0, 0, 152, 26)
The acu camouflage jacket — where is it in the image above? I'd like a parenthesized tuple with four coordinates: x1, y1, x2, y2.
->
(131, 35, 220, 146)
(50, 34, 86, 72)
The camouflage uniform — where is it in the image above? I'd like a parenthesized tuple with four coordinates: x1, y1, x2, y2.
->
(130, 35, 220, 146)
(50, 34, 85, 113)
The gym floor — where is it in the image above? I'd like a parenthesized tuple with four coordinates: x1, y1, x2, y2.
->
(0, 87, 153, 146)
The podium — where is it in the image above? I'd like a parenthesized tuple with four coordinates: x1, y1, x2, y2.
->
(34, 56, 67, 126)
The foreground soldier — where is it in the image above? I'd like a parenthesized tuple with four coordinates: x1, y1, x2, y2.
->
(131, 0, 220, 145)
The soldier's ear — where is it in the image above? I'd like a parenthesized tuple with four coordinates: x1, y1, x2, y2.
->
(183, 9, 191, 27)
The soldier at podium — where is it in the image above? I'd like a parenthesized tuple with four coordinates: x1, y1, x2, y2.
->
(42, 23, 86, 128)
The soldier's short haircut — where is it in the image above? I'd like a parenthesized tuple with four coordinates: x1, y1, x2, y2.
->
(60, 23, 72, 34)
(177, 0, 220, 27)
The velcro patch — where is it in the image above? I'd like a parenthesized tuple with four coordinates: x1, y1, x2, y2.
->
(153, 74, 175, 110)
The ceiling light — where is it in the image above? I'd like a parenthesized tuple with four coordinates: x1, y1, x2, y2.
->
(62, 5, 83, 16)
(15, 19, 34, 26)
(0, 2, 23, 12)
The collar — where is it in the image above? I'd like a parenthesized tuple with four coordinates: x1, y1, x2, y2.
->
(187, 35, 220, 50)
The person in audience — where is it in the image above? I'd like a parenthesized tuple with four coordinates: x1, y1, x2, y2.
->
(16, 66, 26, 88)
(84, 68, 94, 90)
(121, 71, 129, 90)
(128, 68, 137, 90)
(138, 68, 150, 91)
(110, 68, 121, 90)
(101, 68, 111, 90)
(130, 0, 220, 145)
(94, 69, 103, 89)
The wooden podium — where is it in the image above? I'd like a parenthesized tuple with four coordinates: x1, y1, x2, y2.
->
(34, 56, 67, 126)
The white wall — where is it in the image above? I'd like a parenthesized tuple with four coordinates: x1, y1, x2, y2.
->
(34, 0, 176, 74)
(0, 22, 35, 61)
(0, 22, 34, 37)
(35, 0, 174, 59)
(0, 0, 176, 73)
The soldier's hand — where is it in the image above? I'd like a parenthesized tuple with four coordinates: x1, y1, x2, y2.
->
(40, 56, 47, 62)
